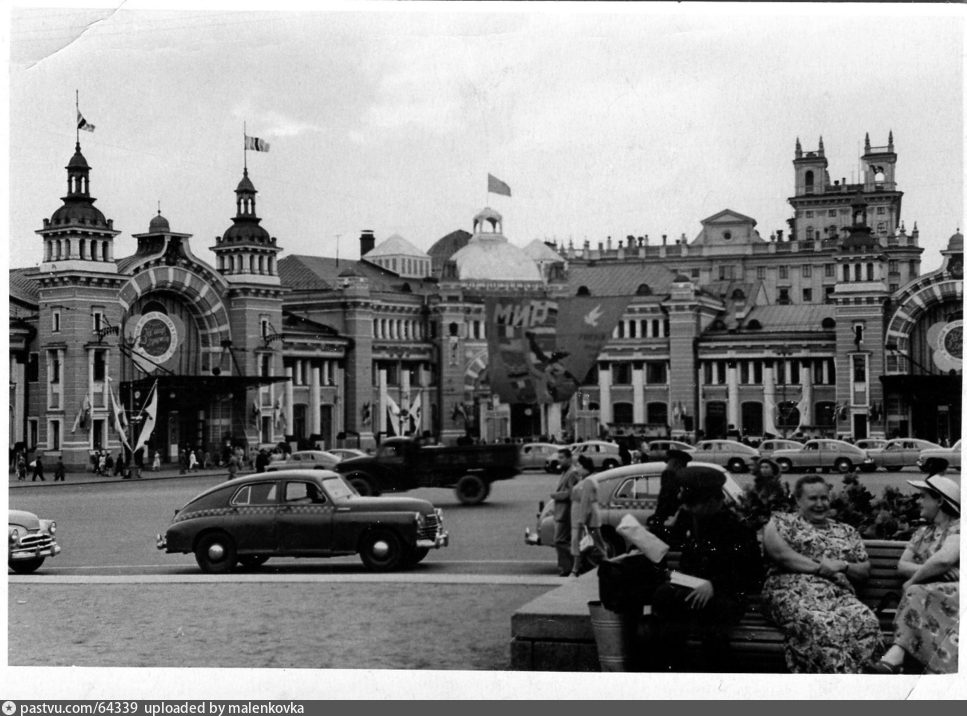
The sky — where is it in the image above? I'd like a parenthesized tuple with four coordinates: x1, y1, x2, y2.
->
(5, 2, 964, 277)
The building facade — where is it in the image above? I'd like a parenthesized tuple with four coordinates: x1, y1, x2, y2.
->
(9, 133, 962, 469)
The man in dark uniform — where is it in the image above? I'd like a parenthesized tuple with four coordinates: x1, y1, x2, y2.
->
(32, 454, 45, 481)
(648, 448, 693, 546)
(53, 457, 66, 482)
(650, 466, 763, 672)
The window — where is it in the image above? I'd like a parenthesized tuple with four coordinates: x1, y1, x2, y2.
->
(260, 354, 271, 377)
(888, 260, 898, 274)
(825, 263, 835, 278)
(828, 210, 837, 217)
(232, 482, 278, 505)
(852, 355, 867, 383)
(647, 402, 667, 425)
(615, 476, 658, 501)
(92, 309, 104, 332)
(805, 227, 814, 240)
(740, 361, 750, 384)
(805, 210, 814, 218)
(611, 363, 631, 385)
(825, 286, 835, 302)
(284, 481, 324, 504)
(801, 288, 812, 303)
(778, 288, 790, 304)
(49, 420, 60, 450)
(52, 309, 61, 333)
(877, 207, 886, 215)
(889, 283, 898, 293)
(756, 266, 766, 280)
(93, 350, 106, 382)
(27, 353, 39, 382)
(778, 265, 789, 279)
(645, 362, 667, 384)
(613, 403, 633, 425)
(690, 269, 700, 279)
(49, 352, 60, 384)
(753, 361, 762, 384)
(801, 265, 811, 278)
(719, 265, 734, 280)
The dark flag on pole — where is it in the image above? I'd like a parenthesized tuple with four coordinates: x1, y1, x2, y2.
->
(487, 173, 511, 197)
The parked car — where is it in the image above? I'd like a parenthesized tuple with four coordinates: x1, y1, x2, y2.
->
(336, 437, 520, 505)
(772, 439, 874, 474)
(265, 449, 342, 471)
(327, 448, 369, 462)
(688, 440, 760, 473)
(544, 444, 581, 474)
(524, 461, 742, 554)
(9, 509, 61, 574)
(519, 443, 563, 471)
(757, 439, 805, 461)
(571, 440, 625, 471)
(639, 440, 695, 463)
(855, 438, 889, 452)
(157, 469, 449, 573)
(865, 438, 943, 472)
(917, 439, 962, 474)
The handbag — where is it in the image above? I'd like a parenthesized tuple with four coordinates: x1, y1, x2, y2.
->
(579, 526, 595, 553)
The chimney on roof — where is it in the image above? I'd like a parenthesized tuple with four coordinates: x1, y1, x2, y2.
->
(360, 230, 375, 257)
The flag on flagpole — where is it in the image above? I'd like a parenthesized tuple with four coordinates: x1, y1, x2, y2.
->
(133, 381, 159, 458)
(385, 393, 401, 437)
(107, 379, 132, 451)
(487, 173, 511, 197)
(77, 110, 95, 132)
(252, 400, 262, 428)
(245, 135, 270, 152)
(408, 392, 422, 435)
(71, 395, 91, 433)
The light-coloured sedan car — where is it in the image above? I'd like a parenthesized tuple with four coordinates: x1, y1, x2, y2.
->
(520, 443, 564, 471)
(524, 461, 742, 554)
(688, 440, 760, 473)
(265, 449, 342, 471)
(571, 440, 624, 471)
(9, 509, 61, 574)
(640, 440, 695, 463)
(855, 438, 888, 452)
(757, 439, 805, 462)
(865, 438, 942, 472)
(327, 448, 369, 462)
(917, 439, 962, 474)
(773, 439, 874, 474)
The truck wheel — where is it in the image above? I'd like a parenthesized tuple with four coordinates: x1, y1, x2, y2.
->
(195, 532, 236, 574)
(359, 528, 404, 571)
(349, 474, 379, 496)
(455, 474, 488, 505)
(9, 557, 45, 574)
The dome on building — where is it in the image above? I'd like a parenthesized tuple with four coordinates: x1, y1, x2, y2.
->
(67, 147, 90, 170)
(448, 208, 541, 282)
(236, 172, 256, 193)
(149, 212, 170, 233)
(222, 221, 270, 244)
(947, 230, 963, 253)
(50, 200, 107, 227)
(672, 272, 691, 283)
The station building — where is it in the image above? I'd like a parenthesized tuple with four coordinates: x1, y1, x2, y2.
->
(9, 133, 962, 469)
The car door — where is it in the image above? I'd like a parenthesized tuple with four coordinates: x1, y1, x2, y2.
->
(801, 441, 821, 469)
(228, 480, 280, 553)
(881, 442, 903, 469)
(276, 478, 333, 554)
(605, 471, 660, 527)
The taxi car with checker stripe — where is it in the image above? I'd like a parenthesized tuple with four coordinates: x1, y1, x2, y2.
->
(524, 461, 741, 555)
(157, 469, 448, 573)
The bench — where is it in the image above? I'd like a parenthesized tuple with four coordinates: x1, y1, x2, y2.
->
(510, 539, 907, 672)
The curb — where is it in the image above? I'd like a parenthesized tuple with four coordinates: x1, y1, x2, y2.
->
(8, 468, 245, 488)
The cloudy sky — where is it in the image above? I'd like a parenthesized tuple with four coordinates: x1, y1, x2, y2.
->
(7, 3, 964, 275)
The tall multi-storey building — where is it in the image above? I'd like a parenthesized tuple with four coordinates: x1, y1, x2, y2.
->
(9, 132, 962, 469)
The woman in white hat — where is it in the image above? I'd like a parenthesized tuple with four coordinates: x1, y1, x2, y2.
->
(868, 474, 960, 674)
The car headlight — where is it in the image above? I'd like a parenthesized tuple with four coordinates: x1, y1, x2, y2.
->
(9, 527, 20, 544)
(414, 512, 426, 528)
(48, 521, 56, 535)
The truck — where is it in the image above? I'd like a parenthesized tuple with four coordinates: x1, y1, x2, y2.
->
(335, 437, 521, 505)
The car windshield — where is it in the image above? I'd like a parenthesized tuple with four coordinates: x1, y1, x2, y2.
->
(321, 475, 355, 500)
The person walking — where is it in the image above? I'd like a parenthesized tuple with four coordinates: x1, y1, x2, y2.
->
(16, 454, 26, 481)
(188, 450, 198, 472)
(152, 450, 161, 471)
(31, 454, 45, 482)
(53, 457, 66, 482)
(551, 448, 583, 577)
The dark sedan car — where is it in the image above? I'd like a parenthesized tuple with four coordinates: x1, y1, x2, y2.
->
(157, 469, 448, 573)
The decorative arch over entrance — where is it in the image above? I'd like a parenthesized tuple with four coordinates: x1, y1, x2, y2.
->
(118, 266, 233, 373)
(885, 276, 962, 371)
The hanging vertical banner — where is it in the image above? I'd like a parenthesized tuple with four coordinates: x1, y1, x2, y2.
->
(133, 380, 159, 458)
(485, 295, 630, 405)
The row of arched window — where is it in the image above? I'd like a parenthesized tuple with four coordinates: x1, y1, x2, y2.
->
(44, 237, 111, 262)
(373, 317, 427, 340)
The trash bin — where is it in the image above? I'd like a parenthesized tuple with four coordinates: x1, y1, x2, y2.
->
(588, 600, 636, 672)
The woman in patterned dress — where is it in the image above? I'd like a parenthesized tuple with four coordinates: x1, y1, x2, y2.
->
(761, 475, 883, 673)
(868, 474, 959, 674)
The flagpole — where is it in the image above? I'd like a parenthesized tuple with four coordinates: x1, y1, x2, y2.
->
(75, 89, 79, 144)
(243, 121, 247, 171)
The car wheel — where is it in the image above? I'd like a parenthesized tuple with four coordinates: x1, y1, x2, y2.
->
(727, 458, 745, 473)
(348, 474, 378, 496)
(777, 458, 793, 473)
(359, 528, 404, 571)
(404, 547, 431, 567)
(9, 557, 45, 574)
(602, 459, 618, 470)
(237, 555, 269, 569)
(455, 474, 488, 505)
(194, 532, 237, 574)
(834, 458, 852, 473)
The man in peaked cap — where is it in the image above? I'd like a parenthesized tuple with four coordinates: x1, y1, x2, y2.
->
(648, 448, 694, 546)
(651, 465, 763, 672)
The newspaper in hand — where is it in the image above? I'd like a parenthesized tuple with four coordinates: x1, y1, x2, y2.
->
(669, 570, 712, 590)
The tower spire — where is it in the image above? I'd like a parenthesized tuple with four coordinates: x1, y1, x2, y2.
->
(864, 132, 871, 153)
(795, 137, 802, 159)
(818, 136, 824, 155)
(888, 130, 894, 152)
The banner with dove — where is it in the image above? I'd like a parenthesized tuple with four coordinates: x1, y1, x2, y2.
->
(484, 295, 631, 405)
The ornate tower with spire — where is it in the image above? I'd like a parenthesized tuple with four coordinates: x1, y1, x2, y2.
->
(34, 140, 124, 468)
(210, 167, 285, 440)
